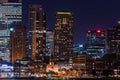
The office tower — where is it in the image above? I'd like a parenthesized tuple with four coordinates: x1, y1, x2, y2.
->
(28, 5, 46, 60)
(107, 24, 120, 57)
(46, 29, 54, 56)
(86, 30, 106, 58)
(54, 11, 73, 59)
(10, 23, 26, 63)
(0, 1, 22, 61)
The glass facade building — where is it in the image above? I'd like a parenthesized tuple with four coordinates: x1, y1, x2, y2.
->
(73, 44, 84, 54)
(86, 30, 106, 58)
(46, 29, 54, 56)
(0, 2, 22, 61)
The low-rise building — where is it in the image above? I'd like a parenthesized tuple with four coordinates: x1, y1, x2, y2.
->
(72, 53, 87, 71)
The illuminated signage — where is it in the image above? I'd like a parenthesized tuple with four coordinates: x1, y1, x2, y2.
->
(57, 12, 71, 15)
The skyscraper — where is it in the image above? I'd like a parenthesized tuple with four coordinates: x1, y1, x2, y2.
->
(10, 23, 26, 63)
(28, 5, 46, 60)
(86, 30, 106, 58)
(107, 24, 120, 57)
(0, 1, 22, 61)
(54, 11, 73, 59)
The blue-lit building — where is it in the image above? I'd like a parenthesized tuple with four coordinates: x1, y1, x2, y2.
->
(0, 60, 14, 78)
(86, 30, 106, 58)
(73, 44, 85, 53)
(46, 29, 54, 56)
(0, 1, 22, 61)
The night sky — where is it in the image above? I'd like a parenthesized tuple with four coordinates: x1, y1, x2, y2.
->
(22, 0, 120, 44)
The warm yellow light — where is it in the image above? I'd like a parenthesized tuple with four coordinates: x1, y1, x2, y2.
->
(118, 21, 120, 25)
(57, 12, 71, 15)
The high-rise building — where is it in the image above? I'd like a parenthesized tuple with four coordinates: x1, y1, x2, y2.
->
(0, 1, 22, 61)
(86, 30, 106, 58)
(107, 24, 120, 57)
(54, 11, 73, 59)
(46, 29, 54, 56)
(10, 23, 26, 63)
(28, 5, 46, 60)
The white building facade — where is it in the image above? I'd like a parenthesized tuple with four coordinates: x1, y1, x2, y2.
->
(0, 2, 22, 61)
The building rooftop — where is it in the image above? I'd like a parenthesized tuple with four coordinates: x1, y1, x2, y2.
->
(57, 12, 72, 15)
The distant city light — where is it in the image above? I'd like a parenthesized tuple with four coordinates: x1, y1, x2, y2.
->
(97, 30, 101, 33)
(10, 28, 14, 31)
(88, 30, 91, 33)
(79, 44, 83, 48)
(117, 21, 120, 24)
(57, 12, 71, 15)
(39, 8, 42, 11)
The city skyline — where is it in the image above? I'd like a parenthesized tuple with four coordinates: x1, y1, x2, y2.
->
(0, 0, 120, 79)
(23, 0, 120, 44)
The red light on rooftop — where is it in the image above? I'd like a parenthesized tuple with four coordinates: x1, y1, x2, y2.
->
(97, 30, 101, 33)
(88, 30, 91, 33)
